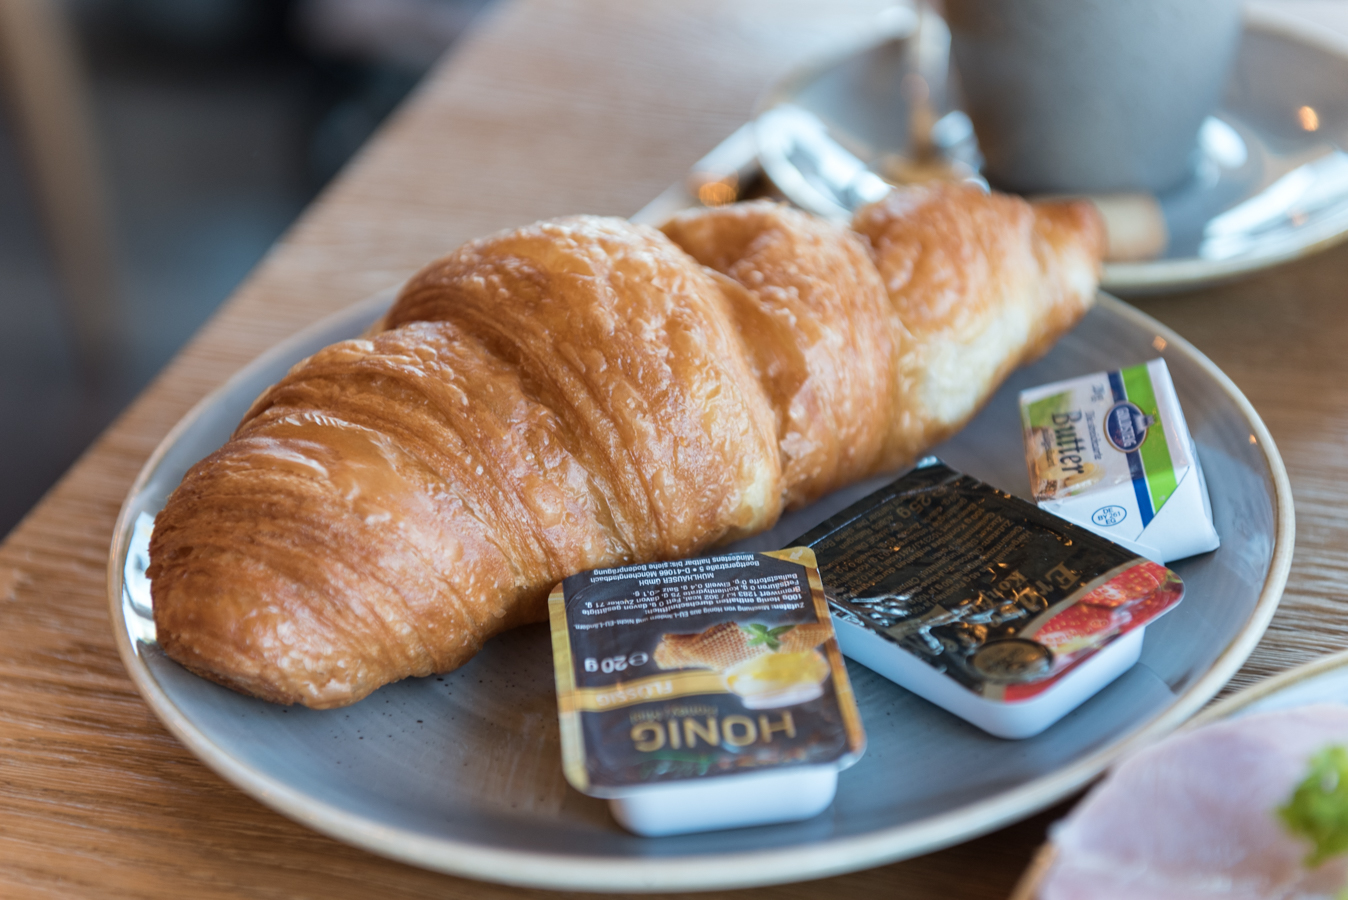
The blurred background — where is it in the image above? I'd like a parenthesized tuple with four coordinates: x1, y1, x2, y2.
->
(0, 0, 491, 536)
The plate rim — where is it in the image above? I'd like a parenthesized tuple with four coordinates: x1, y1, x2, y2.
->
(106, 291, 1294, 892)
(755, 4, 1348, 296)
(1193, 648, 1348, 728)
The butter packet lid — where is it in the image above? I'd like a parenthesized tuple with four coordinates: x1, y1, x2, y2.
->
(548, 549, 865, 798)
(1020, 357, 1220, 563)
(796, 459, 1185, 703)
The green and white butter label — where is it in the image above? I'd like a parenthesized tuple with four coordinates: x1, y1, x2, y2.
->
(1022, 360, 1187, 525)
(1020, 358, 1218, 563)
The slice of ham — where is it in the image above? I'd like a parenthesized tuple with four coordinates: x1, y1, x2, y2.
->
(1041, 704, 1348, 900)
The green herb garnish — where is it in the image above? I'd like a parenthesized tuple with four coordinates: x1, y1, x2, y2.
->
(1279, 744, 1348, 867)
(741, 624, 794, 652)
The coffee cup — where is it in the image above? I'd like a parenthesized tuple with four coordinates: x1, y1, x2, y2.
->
(942, 0, 1243, 195)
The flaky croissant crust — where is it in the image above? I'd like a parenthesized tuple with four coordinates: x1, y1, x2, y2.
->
(149, 188, 1102, 708)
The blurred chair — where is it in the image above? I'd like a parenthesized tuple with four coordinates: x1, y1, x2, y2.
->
(0, 0, 121, 384)
(296, 0, 481, 70)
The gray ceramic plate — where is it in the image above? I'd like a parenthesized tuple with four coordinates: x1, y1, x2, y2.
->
(108, 291, 1292, 891)
(754, 6, 1348, 295)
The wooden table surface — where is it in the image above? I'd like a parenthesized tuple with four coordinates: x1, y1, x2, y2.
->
(4, 1, 1348, 897)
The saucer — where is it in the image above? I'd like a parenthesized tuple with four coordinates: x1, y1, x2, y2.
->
(753, 5, 1348, 295)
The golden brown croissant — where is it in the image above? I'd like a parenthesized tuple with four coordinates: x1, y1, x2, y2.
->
(148, 188, 1102, 708)
(852, 184, 1105, 463)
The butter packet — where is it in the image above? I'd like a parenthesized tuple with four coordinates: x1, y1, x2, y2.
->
(1020, 358, 1219, 563)
(548, 548, 865, 836)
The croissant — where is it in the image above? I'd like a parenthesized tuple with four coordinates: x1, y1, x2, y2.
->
(148, 187, 1103, 708)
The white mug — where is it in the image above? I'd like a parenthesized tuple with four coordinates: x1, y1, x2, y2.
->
(943, 0, 1243, 195)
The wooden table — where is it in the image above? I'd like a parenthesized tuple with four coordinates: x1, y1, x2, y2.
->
(3, 1, 1347, 897)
